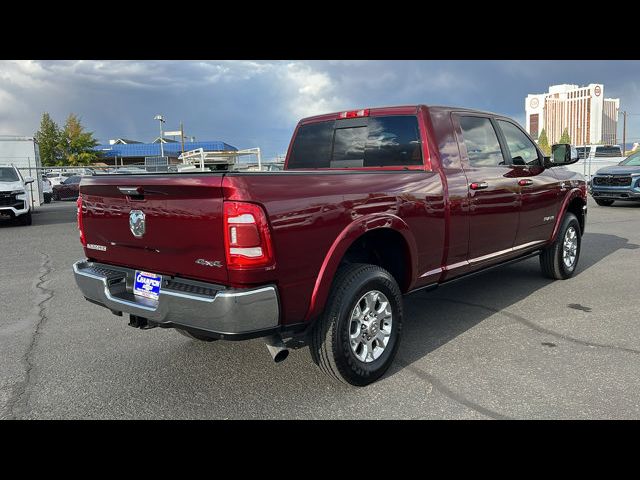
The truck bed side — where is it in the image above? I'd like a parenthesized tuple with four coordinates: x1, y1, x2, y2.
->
(222, 170, 445, 324)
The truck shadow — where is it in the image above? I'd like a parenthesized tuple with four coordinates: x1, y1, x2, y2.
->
(387, 232, 639, 379)
(64, 231, 636, 418)
(606, 202, 640, 208)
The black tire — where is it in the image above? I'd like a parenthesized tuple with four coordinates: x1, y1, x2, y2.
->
(309, 263, 403, 386)
(594, 199, 614, 206)
(540, 212, 581, 280)
(17, 210, 32, 226)
(175, 328, 218, 342)
(52, 192, 59, 201)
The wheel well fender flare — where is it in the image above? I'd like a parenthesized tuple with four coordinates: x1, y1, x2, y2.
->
(551, 189, 586, 242)
(304, 213, 418, 322)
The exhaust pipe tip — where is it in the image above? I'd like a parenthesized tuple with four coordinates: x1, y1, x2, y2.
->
(272, 348, 289, 363)
(264, 335, 289, 363)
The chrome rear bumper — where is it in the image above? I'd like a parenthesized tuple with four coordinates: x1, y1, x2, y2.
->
(73, 260, 280, 335)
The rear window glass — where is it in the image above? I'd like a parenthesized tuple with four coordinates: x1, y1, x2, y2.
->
(595, 146, 622, 157)
(333, 126, 367, 164)
(288, 121, 335, 169)
(287, 115, 422, 169)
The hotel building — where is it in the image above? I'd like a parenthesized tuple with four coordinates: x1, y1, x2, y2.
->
(525, 84, 619, 145)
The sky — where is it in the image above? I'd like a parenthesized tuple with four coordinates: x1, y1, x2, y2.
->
(1, 60, 639, 159)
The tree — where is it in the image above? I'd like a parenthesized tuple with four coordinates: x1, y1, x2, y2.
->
(559, 127, 572, 145)
(59, 114, 101, 166)
(537, 128, 551, 156)
(34, 113, 62, 166)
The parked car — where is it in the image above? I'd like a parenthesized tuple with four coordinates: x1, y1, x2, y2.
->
(590, 150, 640, 206)
(52, 175, 81, 200)
(45, 171, 74, 186)
(566, 144, 626, 182)
(72, 105, 587, 386)
(41, 175, 53, 203)
(0, 164, 34, 225)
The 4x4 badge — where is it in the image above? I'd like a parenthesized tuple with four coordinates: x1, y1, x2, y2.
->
(195, 259, 222, 268)
(129, 210, 145, 238)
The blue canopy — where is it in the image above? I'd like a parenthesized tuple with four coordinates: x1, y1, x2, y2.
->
(94, 140, 237, 158)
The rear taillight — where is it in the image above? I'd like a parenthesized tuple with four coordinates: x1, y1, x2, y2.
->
(77, 195, 86, 247)
(223, 201, 274, 269)
(338, 109, 369, 119)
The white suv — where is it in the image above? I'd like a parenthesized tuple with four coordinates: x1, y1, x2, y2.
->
(0, 165, 34, 226)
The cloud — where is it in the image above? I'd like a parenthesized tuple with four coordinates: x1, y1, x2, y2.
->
(278, 62, 342, 120)
(0, 60, 639, 158)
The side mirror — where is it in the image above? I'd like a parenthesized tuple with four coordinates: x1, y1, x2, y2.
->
(545, 144, 579, 167)
(24, 176, 34, 184)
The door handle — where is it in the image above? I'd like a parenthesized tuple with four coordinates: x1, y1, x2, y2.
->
(118, 186, 144, 196)
(469, 182, 488, 190)
(518, 179, 533, 186)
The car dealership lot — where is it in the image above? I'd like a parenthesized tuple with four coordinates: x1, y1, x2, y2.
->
(1, 198, 639, 419)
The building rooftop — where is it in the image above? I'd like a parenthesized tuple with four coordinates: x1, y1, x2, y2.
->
(94, 140, 237, 158)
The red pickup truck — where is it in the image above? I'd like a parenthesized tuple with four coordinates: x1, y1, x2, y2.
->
(73, 105, 586, 386)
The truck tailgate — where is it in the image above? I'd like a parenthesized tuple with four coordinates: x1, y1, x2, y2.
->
(79, 174, 228, 284)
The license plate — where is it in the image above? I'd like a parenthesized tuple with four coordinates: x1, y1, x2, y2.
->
(133, 271, 162, 300)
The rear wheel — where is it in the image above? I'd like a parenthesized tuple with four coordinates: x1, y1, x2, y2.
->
(175, 328, 218, 342)
(594, 199, 614, 206)
(310, 263, 403, 386)
(540, 212, 580, 280)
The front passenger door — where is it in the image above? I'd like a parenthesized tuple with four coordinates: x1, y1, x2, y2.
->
(495, 119, 559, 246)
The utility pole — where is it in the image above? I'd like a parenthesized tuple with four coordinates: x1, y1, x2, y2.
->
(154, 115, 166, 158)
(622, 110, 627, 156)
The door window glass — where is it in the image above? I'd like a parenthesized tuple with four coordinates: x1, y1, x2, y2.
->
(497, 120, 540, 166)
(458, 116, 505, 167)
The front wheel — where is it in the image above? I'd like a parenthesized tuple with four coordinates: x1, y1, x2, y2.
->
(594, 199, 614, 206)
(310, 263, 403, 386)
(17, 210, 32, 226)
(540, 212, 581, 279)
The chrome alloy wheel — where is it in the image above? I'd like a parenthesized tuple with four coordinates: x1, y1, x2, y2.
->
(563, 226, 578, 268)
(349, 290, 393, 363)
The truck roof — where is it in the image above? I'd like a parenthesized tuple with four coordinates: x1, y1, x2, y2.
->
(298, 104, 508, 125)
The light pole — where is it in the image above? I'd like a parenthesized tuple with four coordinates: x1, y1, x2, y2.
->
(154, 114, 166, 158)
(622, 110, 627, 156)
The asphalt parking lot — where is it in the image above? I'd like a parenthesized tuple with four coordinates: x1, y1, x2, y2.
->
(1, 198, 639, 419)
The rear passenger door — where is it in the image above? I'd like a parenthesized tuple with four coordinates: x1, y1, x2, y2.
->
(454, 114, 519, 262)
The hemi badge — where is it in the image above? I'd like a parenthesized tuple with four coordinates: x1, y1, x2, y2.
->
(87, 244, 107, 251)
